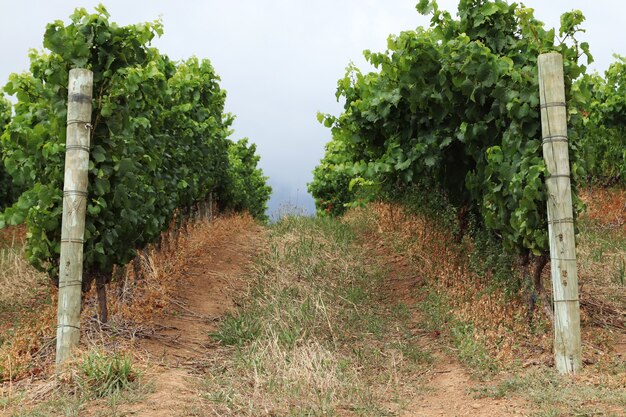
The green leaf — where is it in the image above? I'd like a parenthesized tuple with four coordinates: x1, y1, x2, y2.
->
(93, 178, 110, 196)
(92, 146, 107, 163)
(117, 158, 134, 176)
(416, 0, 433, 15)
(482, 3, 500, 17)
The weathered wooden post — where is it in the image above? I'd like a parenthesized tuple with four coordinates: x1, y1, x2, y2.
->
(56, 69, 93, 367)
(538, 52, 582, 374)
(208, 192, 213, 220)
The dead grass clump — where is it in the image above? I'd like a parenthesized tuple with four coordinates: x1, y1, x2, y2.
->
(0, 247, 48, 309)
(0, 301, 56, 383)
(0, 345, 149, 416)
(0, 242, 52, 382)
(205, 339, 355, 415)
(0, 225, 26, 249)
(1, 211, 256, 414)
(576, 188, 625, 335)
(87, 212, 258, 329)
(0, 227, 47, 315)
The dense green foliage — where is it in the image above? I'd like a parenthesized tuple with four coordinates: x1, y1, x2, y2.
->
(0, 96, 13, 210)
(0, 6, 270, 284)
(310, 0, 591, 256)
(574, 56, 626, 185)
(225, 139, 272, 221)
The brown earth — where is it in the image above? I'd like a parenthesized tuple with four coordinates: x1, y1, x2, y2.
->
(370, 238, 531, 417)
(120, 216, 266, 417)
(408, 367, 528, 417)
(115, 213, 532, 416)
(4, 198, 622, 415)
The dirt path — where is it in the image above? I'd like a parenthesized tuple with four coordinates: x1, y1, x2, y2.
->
(125, 216, 266, 417)
(3, 209, 623, 416)
(371, 239, 530, 417)
(408, 366, 527, 417)
(126, 219, 529, 417)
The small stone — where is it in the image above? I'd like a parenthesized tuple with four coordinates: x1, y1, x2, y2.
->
(472, 403, 481, 409)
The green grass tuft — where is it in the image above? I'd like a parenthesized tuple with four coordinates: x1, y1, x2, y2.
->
(78, 350, 137, 399)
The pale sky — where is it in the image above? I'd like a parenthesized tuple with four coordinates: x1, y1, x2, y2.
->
(0, 1, 624, 216)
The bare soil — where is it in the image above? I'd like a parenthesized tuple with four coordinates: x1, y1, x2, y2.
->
(123, 216, 266, 417)
(371, 238, 531, 417)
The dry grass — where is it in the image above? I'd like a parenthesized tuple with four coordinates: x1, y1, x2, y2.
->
(0, 226, 52, 384)
(0, 346, 152, 417)
(345, 202, 544, 368)
(88, 212, 258, 328)
(577, 188, 626, 330)
(342, 195, 625, 415)
(202, 216, 431, 416)
(0, 212, 252, 384)
(0, 225, 26, 249)
(580, 187, 626, 231)
(205, 340, 358, 415)
(2, 190, 622, 415)
(0, 211, 259, 416)
(0, 227, 47, 308)
(345, 199, 626, 368)
(0, 249, 48, 308)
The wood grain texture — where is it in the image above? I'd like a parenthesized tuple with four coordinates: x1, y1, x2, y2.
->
(56, 68, 93, 367)
(538, 52, 582, 374)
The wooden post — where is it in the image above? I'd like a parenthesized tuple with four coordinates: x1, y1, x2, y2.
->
(56, 69, 93, 367)
(208, 192, 213, 220)
(538, 52, 582, 374)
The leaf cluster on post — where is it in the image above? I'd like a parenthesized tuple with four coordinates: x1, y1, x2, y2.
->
(309, 0, 592, 259)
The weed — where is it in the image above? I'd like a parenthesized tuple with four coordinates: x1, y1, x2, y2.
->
(343, 285, 369, 305)
(211, 310, 262, 347)
(389, 340, 433, 365)
(417, 290, 452, 332)
(450, 322, 497, 375)
(470, 376, 525, 399)
(8, 394, 84, 417)
(77, 350, 137, 399)
(469, 228, 520, 297)
(390, 303, 411, 321)
(0, 392, 25, 410)
(417, 288, 497, 376)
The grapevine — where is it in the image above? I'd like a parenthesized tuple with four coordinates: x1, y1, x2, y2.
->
(573, 56, 626, 185)
(0, 96, 13, 209)
(0, 6, 271, 320)
(310, 0, 591, 258)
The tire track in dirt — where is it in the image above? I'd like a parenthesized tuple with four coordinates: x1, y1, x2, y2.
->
(368, 238, 530, 417)
(125, 215, 266, 417)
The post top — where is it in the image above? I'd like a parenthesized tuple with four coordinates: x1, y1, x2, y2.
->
(538, 52, 563, 65)
(69, 68, 93, 76)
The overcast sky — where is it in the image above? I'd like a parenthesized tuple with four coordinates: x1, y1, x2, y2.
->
(0, 1, 624, 217)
